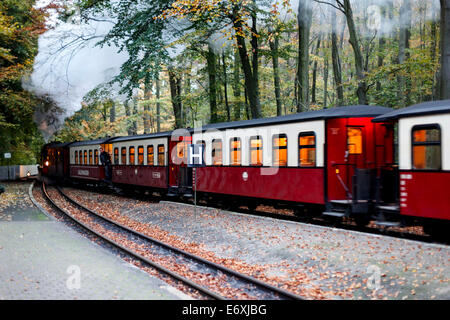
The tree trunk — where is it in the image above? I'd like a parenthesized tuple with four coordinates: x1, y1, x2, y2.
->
(296, 0, 313, 112)
(143, 82, 152, 134)
(207, 44, 218, 123)
(233, 49, 242, 121)
(109, 100, 115, 123)
(124, 100, 133, 136)
(168, 68, 183, 129)
(269, 31, 282, 116)
(398, 0, 411, 107)
(155, 73, 161, 132)
(440, 0, 450, 99)
(222, 52, 230, 122)
(343, 0, 367, 105)
(231, 5, 261, 119)
(132, 97, 138, 135)
(324, 36, 329, 108)
(311, 34, 321, 104)
(331, 7, 344, 106)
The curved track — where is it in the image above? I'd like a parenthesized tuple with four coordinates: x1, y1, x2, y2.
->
(41, 182, 303, 300)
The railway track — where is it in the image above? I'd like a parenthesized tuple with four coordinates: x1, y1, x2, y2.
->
(69, 181, 448, 245)
(40, 182, 303, 300)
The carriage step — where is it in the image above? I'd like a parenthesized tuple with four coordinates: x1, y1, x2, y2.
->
(375, 221, 401, 227)
(330, 200, 352, 205)
(377, 205, 400, 213)
(322, 211, 346, 218)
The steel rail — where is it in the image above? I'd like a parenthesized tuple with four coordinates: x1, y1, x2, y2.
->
(41, 182, 225, 300)
(56, 185, 304, 300)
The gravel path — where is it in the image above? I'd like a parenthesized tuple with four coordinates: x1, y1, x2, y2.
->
(64, 187, 450, 300)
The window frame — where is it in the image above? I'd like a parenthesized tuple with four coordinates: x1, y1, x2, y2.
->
(75, 151, 78, 164)
(212, 139, 223, 166)
(129, 146, 135, 165)
(411, 124, 442, 170)
(83, 150, 87, 165)
(114, 148, 119, 164)
(147, 145, 154, 166)
(230, 137, 242, 166)
(137, 145, 144, 165)
(249, 135, 263, 166)
(347, 126, 363, 155)
(94, 150, 99, 165)
(89, 150, 93, 165)
(157, 144, 165, 166)
(298, 131, 316, 167)
(272, 134, 288, 167)
(121, 147, 126, 165)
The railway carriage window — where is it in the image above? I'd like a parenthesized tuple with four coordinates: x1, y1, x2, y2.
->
(129, 146, 135, 165)
(75, 151, 78, 164)
(84, 150, 87, 165)
(347, 127, 362, 154)
(212, 139, 223, 165)
(250, 136, 263, 166)
(273, 134, 287, 167)
(121, 147, 126, 164)
(196, 140, 206, 159)
(138, 146, 144, 165)
(147, 146, 154, 166)
(230, 138, 241, 166)
(114, 148, 119, 164)
(158, 144, 165, 166)
(79, 151, 82, 165)
(299, 132, 316, 167)
(94, 150, 99, 165)
(89, 150, 93, 165)
(412, 125, 441, 170)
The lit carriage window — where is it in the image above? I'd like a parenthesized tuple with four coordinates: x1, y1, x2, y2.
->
(94, 150, 99, 164)
(83, 150, 87, 165)
(412, 125, 441, 170)
(75, 151, 78, 164)
(147, 146, 154, 166)
(114, 148, 119, 164)
(158, 144, 165, 166)
(89, 150, 93, 165)
(273, 134, 287, 166)
(230, 138, 241, 166)
(212, 139, 223, 165)
(176, 141, 187, 163)
(250, 136, 263, 166)
(121, 147, 126, 164)
(347, 127, 362, 154)
(79, 151, 82, 165)
(129, 146, 135, 165)
(138, 146, 144, 165)
(299, 132, 316, 167)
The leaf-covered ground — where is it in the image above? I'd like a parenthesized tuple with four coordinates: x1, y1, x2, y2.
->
(63, 187, 450, 300)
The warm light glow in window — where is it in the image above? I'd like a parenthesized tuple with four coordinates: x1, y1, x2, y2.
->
(121, 147, 126, 165)
(273, 134, 287, 166)
(230, 138, 241, 166)
(299, 133, 316, 167)
(212, 139, 222, 165)
(114, 148, 119, 164)
(412, 126, 441, 170)
(138, 146, 144, 165)
(89, 150, 93, 165)
(94, 150, 98, 165)
(250, 136, 263, 166)
(147, 146, 154, 166)
(129, 147, 135, 165)
(347, 127, 362, 154)
(158, 145, 165, 166)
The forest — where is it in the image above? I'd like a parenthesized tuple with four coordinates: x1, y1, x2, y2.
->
(1, 0, 450, 164)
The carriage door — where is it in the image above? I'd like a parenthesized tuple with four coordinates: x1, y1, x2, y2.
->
(168, 135, 192, 195)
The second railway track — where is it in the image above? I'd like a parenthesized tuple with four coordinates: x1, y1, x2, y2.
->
(41, 182, 304, 300)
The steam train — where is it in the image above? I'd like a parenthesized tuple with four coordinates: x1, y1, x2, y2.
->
(40, 101, 450, 238)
